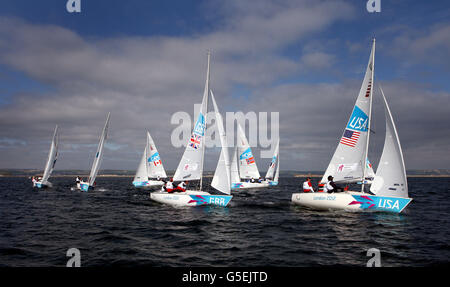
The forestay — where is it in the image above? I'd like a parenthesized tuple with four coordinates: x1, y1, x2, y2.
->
(370, 87, 408, 198)
(321, 40, 375, 184)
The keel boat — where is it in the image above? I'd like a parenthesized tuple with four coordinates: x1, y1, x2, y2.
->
(230, 124, 269, 190)
(32, 125, 59, 188)
(150, 52, 232, 207)
(264, 139, 280, 186)
(292, 39, 412, 214)
(132, 131, 167, 189)
(77, 113, 110, 192)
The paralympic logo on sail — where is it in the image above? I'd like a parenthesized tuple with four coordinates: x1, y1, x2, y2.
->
(193, 113, 206, 136)
(240, 148, 253, 160)
(347, 106, 369, 132)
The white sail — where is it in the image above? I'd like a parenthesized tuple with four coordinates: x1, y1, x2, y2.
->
(365, 157, 375, 180)
(370, 87, 408, 198)
(230, 146, 240, 184)
(274, 154, 280, 182)
(41, 125, 59, 184)
(237, 123, 261, 179)
(211, 91, 231, 195)
(146, 131, 167, 178)
(133, 143, 148, 183)
(88, 112, 110, 186)
(173, 53, 209, 182)
(265, 139, 279, 179)
(321, 40, 375, 184)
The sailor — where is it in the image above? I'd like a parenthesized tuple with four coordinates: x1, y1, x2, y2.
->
(324, 176, 344, 193)
(160, 179, 167, 192)
(302, 177, 315, 193)
(165, 178, 175, 193)
(176, 181, 187, 192)
(76, 176, 81, 184)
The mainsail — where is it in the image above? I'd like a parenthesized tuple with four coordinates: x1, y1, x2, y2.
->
(41, 125, 59, 184)
(370, 87, 408, 198)
(265, 139, 279, 179)
(211, 91, 231, 195)
(173, 53, 210, 183)
(321, 40, 375, 184)
(146, 131, 167, 178)
(237, 124, 260, 179)
(88, 112, 110, 186)
(274, 154, 280, 182)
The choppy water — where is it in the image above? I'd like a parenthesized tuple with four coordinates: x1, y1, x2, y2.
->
(0, 176, 449, 267)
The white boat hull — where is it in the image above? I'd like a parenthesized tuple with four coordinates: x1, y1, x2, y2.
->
(231, 181, 270, 190)
(291, 191, 412, 214)
(33, 181, 52, 188)
(150, 190, 232, 207)
(76, 181, 93, 192)
(132, 180, 165, 190)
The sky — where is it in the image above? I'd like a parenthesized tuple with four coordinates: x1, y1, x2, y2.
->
(0, 0, 449, 172)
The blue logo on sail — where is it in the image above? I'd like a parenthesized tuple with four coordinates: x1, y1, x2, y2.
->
(347, 106, 369, 132)
(149, 152, 160, 162)
(193, 113, 205, 136)
(239, 148, 253, 160)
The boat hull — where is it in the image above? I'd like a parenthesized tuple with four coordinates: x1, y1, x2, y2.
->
(150, 190, 232, 207)
(291, 191, 412, 214)
(77, 182, 93, 192)
(231, 181, 270, 190)
(33, 181, 51, 188)
(133, 180, 165, 189)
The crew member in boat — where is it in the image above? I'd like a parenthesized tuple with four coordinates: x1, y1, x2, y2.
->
(324, 176, 344, 193)
(302, 177, 315, 193)
(165, 178, 176, 193)
(160, 179, 167, 192)
(176, 181, 187, 192)
(76, 176, 81, 184)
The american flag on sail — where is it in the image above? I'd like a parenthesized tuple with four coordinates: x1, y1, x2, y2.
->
(340, 129, 360, 147)
(189, 134, 201, 149)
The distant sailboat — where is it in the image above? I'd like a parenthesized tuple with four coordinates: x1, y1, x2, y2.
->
(77, 113, 110, 192)
(230, 124, 269, 189)
(150, 52, 233, 207)
(32, 125, 59, 188)
(132, 131, 167, 189)
(264, 139, 280, 186)
(292, 39, 412, 213)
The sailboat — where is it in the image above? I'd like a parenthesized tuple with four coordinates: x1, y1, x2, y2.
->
(230, 124, 269, 189)
(77, 113, 110, 192)
(264, 139, 280, 186)
(132, 131, 167, 189)
(150, 52, 233, 207)
(292, 39, 412, 213)
(32, 125, 59, 188)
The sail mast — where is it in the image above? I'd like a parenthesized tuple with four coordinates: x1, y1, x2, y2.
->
(362, 38, 375, 193)
(199, 51, 210, 191)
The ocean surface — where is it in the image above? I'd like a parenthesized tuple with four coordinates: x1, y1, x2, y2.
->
(0, 176, 449, 267)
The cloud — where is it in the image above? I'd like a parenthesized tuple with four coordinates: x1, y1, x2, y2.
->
(0, 1, 448, 173)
